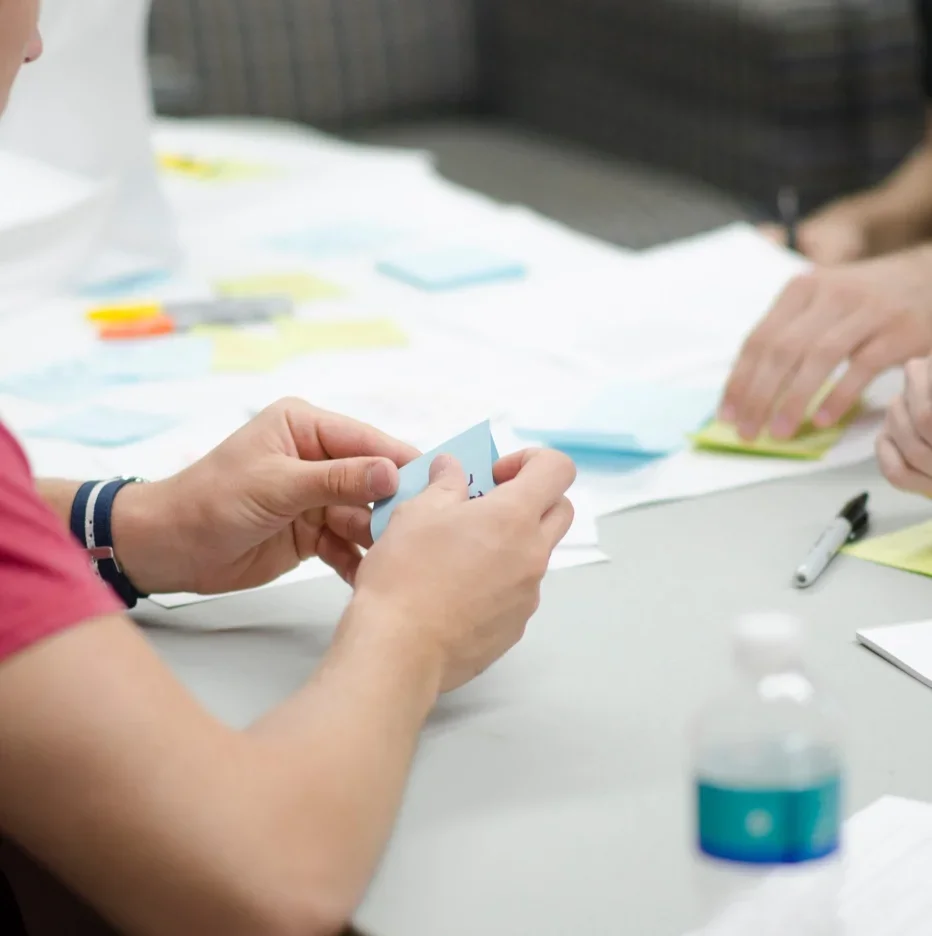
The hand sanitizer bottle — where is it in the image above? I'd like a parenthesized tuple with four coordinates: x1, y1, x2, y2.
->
(692, 613, 844, 933)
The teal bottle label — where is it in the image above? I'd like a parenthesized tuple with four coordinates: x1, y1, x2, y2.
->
(697, 776, 841, 864)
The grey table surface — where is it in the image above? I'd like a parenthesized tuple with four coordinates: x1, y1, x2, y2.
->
(136, 458, 932, 936)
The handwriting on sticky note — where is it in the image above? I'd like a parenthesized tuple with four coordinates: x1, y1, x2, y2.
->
(845, 519, 932, 578)
(276, 318, 407, 353)
(215, 273, 345, 304)
(370, 421, 499, 541)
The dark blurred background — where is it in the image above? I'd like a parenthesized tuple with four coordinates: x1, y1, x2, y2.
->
(148, 0, 926, 249)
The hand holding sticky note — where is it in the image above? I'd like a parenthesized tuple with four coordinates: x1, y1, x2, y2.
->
(371, 421, 499, 541)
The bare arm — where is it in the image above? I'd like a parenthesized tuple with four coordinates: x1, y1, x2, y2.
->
(0, 602, 439, 936)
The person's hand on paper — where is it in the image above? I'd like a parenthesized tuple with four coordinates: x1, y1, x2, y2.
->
(877, 356, 932, 497)
(351, 449, 575, 692)
(720, 246, 932, 441)
(112, 397, 420, 595)
(759, 193, 874, 265)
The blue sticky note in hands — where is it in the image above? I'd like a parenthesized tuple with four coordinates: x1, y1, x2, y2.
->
(27, 406, 180, 447)
(371, 421, 500, 541)
(520, 383, 720, 457)
(377, 247, 526, 291)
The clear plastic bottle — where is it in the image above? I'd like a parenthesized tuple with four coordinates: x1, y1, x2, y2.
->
(691, 613, 844, 933)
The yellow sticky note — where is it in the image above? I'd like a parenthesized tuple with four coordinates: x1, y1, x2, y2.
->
(158, 153, 270, 181)
(196, 326, 290, 373)
(692, 419, 849, 460)
(693, 386, 860, 460)
(215, 274, 345, 304)
(276, 318, 408, 353)
(844, 519, 932, 577)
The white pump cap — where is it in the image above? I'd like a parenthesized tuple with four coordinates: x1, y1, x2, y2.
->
(734, 612, 804, 674)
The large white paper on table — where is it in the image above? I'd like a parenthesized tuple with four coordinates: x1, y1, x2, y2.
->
(686, 796, 932, 935)
(146, 547, 609, 617)
(0, 0, 179, 283)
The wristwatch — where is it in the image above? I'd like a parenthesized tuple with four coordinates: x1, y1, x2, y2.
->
(71, 477, 150, 608)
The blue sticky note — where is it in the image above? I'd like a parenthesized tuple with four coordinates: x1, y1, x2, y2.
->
(0, 361, 119, 404)
(27, 406, 180, 447)
(79, 268, 172, 298)
(377, 247, 526, 291)
(371, 420, 500, 541)
(519, 383, 720, 457)
(271, 224, 403, 258)
(91, 336, 214, 382)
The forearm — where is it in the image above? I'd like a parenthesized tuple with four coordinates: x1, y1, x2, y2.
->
(857, 113, 932, 252)
(242, 598, 441, 923)
(0, 603, 440, 936)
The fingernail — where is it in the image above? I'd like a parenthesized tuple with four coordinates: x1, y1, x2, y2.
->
(366, 460, 393, 497)
(770, 415, 792, 439)
(812, 408, 831, 428)
(719, 403, 736, 424)
(738, 422, 758, 441)
(428, 454, 453, 481)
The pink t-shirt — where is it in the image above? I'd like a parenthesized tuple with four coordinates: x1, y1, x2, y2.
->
(0, 424, 121, 662)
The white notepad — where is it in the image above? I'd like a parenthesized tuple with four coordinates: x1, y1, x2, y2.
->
(857, 619, 932, 689)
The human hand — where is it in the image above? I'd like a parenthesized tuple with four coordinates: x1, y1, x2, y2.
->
(720, 247, 932, 441)
(112, 398, 420, 595)
(760, 193, 875, 266)
(348, 448, 576, 693)
(876, 357, 932, 497)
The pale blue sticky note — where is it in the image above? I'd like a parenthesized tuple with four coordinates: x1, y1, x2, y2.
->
(519, 383, 720, 456)
(91, 336, 214, 382)
(0, 361, 118, 404)
(79, 268, 172, 298)
(371, 421, 500, 541)
(271, 224, 403, 257)
(27, 407, 180, 447)
(377, 247, 526, 291)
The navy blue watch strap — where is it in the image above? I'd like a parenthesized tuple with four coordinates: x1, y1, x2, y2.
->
(71, 478, 148, 608)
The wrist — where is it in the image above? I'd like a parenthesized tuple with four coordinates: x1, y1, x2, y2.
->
(335, 593, 444, 716)
(109, 478, 189, 596)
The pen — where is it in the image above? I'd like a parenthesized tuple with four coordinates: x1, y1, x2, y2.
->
(778, 186, 799, 253)
(88, 296, 294, 340)
(793, 492, 870, 589)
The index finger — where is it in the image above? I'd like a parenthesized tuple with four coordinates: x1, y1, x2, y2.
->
(720, 274, 817, 424)
(284, 399, 421, 467)
(492, 448, 577, 514)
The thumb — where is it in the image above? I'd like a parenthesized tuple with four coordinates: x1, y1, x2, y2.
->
(283, 456, 400, 510)
(416, 454, 469, 506)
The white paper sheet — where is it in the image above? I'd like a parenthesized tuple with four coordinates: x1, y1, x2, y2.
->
(686, 796, 932, 935)
(146, 546, 609, 613)
(857, 619, 932, 690)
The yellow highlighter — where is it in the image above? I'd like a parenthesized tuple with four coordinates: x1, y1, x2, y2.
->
(86, 296, 294, 341)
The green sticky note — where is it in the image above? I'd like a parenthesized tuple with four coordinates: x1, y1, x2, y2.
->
(276, 318, 408, 353)
(844, 519, 932, 577)
(215, 273, 346, 304)
(693, 387, 860, 460)
(195, 325, 290, 373)
(691, 419, 848, 460)
(158, 153, 273, 181)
